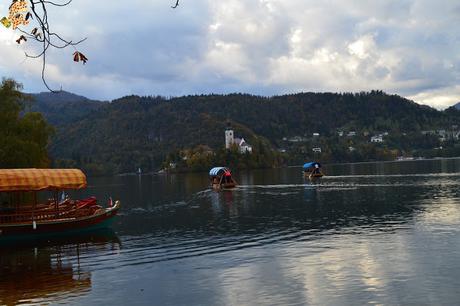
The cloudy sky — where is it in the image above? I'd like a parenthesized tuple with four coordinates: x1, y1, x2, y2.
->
(0, 0, 459, 108)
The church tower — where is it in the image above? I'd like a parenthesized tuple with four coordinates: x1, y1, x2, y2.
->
(225, 122, 234, 149)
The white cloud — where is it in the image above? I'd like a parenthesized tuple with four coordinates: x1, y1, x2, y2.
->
(205, 40, 252, 79)
(0, 0, 459, 109)
(408, 86, 460, 110)
(348, 35, 376, 59)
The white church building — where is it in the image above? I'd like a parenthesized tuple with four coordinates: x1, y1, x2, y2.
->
(225, 125, 253, 153)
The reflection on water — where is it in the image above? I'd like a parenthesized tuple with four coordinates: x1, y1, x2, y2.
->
(0, 230, 120, 305)
(3, 159, 460, 305)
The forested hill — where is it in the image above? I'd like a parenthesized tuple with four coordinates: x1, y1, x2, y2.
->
(29, 91, 105, 125)
(33, 91, 460, 175)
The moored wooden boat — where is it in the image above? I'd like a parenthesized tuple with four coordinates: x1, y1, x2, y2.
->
(209, 167, 237, 190)
(0, 169, 120, 242)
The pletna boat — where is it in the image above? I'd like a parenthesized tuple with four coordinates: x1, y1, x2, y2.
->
(0, 169, 120, 241)
(209, 167, 237, 190)
(303, 162, 324, 179)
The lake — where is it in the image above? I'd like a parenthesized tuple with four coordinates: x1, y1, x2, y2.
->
(2, 158, 460, 305)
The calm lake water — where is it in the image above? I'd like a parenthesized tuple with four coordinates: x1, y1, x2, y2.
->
(2, 159, 460, 305)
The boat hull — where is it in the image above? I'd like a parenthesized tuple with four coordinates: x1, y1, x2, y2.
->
(0, 203, 119, 243)
(212, 182, 236, 190)
(304, 172, 324, 179)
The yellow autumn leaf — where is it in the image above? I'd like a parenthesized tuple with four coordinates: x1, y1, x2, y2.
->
(1, 17, 11, 28)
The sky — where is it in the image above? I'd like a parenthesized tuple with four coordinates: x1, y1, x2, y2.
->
(0, 0, 459, 109)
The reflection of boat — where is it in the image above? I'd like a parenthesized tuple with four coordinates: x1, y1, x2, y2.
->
(0, 229, 120, 305)
(209, 167, 237, 190)
(303, 162, 324, 179)
(0, 169, 120, 242)
(0, 250, 91, 305)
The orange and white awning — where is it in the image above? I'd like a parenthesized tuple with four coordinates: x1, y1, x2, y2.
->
(0, 169, 87, 192)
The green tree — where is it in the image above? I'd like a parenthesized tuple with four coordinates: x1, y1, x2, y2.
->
(0, 78, 54, 168)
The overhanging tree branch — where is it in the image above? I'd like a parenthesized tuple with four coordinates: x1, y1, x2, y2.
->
(1, 0, 181, 92)
(171, 0, 179, 9)
(1, 0, 87, 92)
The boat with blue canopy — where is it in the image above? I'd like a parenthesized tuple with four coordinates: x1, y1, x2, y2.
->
(209, 167, 237, 189)
(303, 162, 324, 179)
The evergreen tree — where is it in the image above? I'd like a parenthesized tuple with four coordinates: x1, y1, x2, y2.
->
(0, 78, 54, 168)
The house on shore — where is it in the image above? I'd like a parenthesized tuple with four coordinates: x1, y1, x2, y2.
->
(371, 135, 384, 143)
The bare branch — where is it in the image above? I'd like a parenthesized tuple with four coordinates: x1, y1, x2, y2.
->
(3, 0, 86, 92)
(4, 0, 179, 92)
(41, 0, 73, 7)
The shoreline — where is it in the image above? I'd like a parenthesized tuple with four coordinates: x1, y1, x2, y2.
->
(113, 156, 460, 177)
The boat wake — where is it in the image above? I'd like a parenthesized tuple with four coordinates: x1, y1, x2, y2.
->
(323, 172, 460, 179)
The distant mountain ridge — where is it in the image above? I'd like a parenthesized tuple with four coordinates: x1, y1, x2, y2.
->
(29, 91, 105, 125)
(26, 90, 460, 174)
(31, 91, 91, 103)
(27, 91, 460, 173)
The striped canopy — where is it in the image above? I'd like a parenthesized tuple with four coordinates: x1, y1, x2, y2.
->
(0, 169, 87, 192)
(209, 167, 231, 177)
